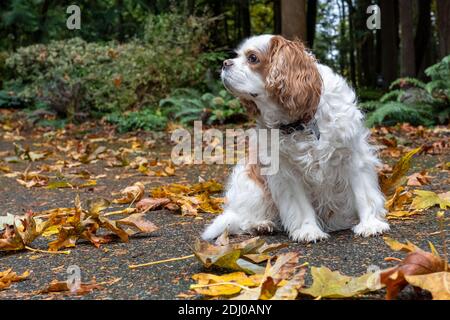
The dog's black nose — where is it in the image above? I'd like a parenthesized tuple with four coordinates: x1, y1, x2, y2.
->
(223, 59, 234, 70)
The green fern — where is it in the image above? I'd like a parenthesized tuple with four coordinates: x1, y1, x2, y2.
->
(364, 55, 450, 127)
(389, 77, 426, 90)
(158, 82, 246, 125)
(379, 90, 405, 103)
(366, 101, 433, 127)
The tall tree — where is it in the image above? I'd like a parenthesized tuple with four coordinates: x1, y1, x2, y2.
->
(380, 0, 399, 86)
(281, 0, 307, 41)
(436, 0, 450, 59)
(306, 0, 318, 47)
(355, 0, 376, 87)
(345, 0, 356, 87)
(415, 0, 432, 78)
(273, 0, 282, 34)
(240, 0, 251, 39)
(398, 0, 415, 77)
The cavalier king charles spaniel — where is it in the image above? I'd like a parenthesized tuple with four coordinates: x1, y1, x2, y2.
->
(202, 35, 389, 243)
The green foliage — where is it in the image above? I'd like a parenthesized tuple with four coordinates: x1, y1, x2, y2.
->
(363, 55, 450, 127)
(159, 86, 245, 125)
(0, 90, 26, 108)
(106, 109, 168, 133)
(3, 13, 223, 118)
(356, 87, 384, 102)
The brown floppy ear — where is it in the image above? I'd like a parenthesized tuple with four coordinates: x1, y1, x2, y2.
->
(239, 98, 259, 117)
(266, 36, 322, 122)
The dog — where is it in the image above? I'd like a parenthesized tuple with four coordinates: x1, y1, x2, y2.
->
(202, 35, 389, 243)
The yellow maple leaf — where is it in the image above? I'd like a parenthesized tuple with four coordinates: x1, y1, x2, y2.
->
(411, 190, 450, 210)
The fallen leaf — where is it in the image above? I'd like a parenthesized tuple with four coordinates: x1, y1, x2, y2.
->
(150, 180, 223, 216)
(0, 269, 30, 290)
(299, 266, 382, 298)
(39, 279, 103, 295)
(380, 239, 447, 299)
(410, 190, 450, 210)
(135, 198, 171, 213)
(405, 272, 450, 300)
(406, 171, 433, 186)
(190, 272, 263, 297)
(380, 147, 422, 196)
(113, 182, 145, 204)
(194, 237, 287, 275)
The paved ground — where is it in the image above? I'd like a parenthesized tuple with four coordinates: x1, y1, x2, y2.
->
(0, 113, 448, 299)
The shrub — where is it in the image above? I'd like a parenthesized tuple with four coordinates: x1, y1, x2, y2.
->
(3, 13, 224, 118)
(159, 85, 246, 125)
(105, 109, 168, 133)
(0, 52, 8, 89)
(363, 55, 450, 127)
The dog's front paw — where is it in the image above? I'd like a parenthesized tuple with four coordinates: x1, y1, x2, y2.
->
(243, 220, 277, 235)
(352, 217, 390, 237)
(290, 224, 329, 243)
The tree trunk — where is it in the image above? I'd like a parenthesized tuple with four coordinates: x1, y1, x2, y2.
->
(337, 0, 347, 76)
(34, 0, 52, 43)
(436, 0, 450, 59)
(398, 0, 416, 77)
(380, 0, 399, 87)
(274, 0, 282, 34)
(240, 0, 251, 39)
(355, 0, 375, 87)
(306, 0, 318, 47)
(281, 0, 307, 41)
(415, 0, 432, 78)
(346, 0, 357, 87)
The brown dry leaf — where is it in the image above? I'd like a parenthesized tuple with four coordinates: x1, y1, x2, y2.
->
(232, 253, 306, 300)
(39, 279, 103, 295)
(47, 195, 157, 250)
(113, 182, 145, 204)
(380, 239, 447, 300)
(136, 198, 171, 213)
(405, 272, 450, 300)
(150, 180, 223, 216)
(0, 268, 30, 290)
(406, 171, 434, 186)
(380, 147, 422, 196)
(0, 210, 56, 251)
(385, 186, 413, 212)
(193, 236, 287, 275)
(410, 190, 450, 210)
(16, 171, 49, 188)
(299, 266, 382, 299)
(194, 239, 264, 275)
(115, 213, 158, 236)
(191, 253, 306, 300)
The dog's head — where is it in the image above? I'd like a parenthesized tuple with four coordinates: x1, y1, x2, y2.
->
(221, 35, 322, 123)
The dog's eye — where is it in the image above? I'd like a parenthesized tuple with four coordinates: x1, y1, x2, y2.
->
(247, 54, 260, 64)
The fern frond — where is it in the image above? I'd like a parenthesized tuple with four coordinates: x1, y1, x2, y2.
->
(365, 101, 433, 127)
(389, 78, 426, 90)
(380, 90, 405, 103)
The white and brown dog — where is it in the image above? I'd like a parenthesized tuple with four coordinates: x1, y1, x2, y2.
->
(202, 35, 389, 243)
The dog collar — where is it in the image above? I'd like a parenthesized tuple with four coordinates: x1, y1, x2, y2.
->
(279, 118, 320, 140)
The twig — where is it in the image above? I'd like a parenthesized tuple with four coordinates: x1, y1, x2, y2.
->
(190, 282, 250, 291)
(129, 254, 195, 269)
(25, 246, 71, 255)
